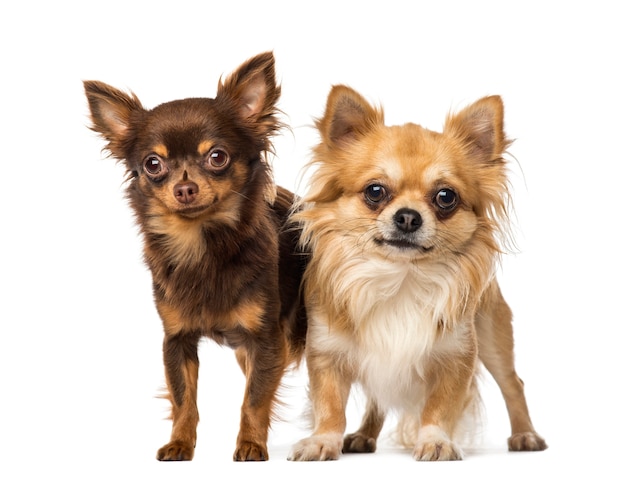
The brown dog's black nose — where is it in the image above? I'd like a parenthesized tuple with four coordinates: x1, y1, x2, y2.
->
(174, 181, 199, 204)
(393, 208, 422, 233)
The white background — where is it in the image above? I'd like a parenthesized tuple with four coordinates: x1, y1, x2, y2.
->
(1, 1, 624, 480)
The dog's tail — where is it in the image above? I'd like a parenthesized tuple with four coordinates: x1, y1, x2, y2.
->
(273, 185, 308, 365)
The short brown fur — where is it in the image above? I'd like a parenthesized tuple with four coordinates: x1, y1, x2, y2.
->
(84, 52, 307, 461)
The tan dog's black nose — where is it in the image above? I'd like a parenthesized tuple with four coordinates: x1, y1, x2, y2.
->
(174, 181, 199, 204)
(393, 208, 422, 233)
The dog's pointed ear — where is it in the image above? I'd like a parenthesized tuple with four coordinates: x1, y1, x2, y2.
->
(445, 96, 512, 233)
(317, 85, 384, 146)
(216, 51, 281, 134)
(83, 80, 143, 159)
(444, 95, 509, 161)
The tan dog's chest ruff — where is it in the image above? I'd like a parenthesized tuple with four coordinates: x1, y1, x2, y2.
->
(310, 254, 474, 412)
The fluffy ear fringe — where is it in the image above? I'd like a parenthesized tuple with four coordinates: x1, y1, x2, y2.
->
(444, 95, 515, 254)
(216, 52, 285, 204)
(83, 80, 144, 163)
(293, 85, 384, 206)
(444, 95, 510, 163)
(217, 51, 284, 147)
(83, 81, 142, 135)
(316, 84, 384, 146)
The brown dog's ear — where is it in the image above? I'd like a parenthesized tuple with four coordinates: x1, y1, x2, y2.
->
(83, 80, 144, 159)
(317, 85, 384, 146)
(444, 95, 510, 161)
(216, 51, 282, 137)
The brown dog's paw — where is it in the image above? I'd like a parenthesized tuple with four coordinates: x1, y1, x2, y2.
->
(233, 441, 269, 461)
(156, 440, 194, 461)
(508, 431, 548, 451)
(343, 432, 377, 453)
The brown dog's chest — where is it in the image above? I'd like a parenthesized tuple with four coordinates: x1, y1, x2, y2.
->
(146, 224, 280, 343)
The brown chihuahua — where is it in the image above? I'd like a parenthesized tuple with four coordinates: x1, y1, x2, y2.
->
(84, 52, 307, 461)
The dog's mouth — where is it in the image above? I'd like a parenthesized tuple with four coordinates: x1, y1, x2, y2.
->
(175, 204, 214, 218)
(375, 237, 434, 252)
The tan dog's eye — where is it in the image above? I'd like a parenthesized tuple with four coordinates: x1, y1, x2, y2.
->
(364, 184, 388, 205)
(434, 188, 458, 211)
(206, 149, 230, 171)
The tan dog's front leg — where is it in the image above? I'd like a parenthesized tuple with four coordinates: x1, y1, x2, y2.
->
(157, 331, 201, 461)
(414, 338, 477, 461)
(288, 351, 352, 461)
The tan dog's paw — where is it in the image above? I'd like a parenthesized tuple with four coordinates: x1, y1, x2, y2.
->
(233, 441, 269, 461)
(156, 440, 194, 461)
(413, 425, 462, 461)
(508, 431, 548, 451)
(343, 432, 377, 453)
(414, 440, 462, 461)
(288, 433, 343, 461)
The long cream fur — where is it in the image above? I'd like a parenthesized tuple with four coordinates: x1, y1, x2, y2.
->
(289, 85, 545, 462)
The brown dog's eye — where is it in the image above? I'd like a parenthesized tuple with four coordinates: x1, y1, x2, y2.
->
(364, 184, 387, 205)
(206, 149, 230, 171)
(143, 155, 167, 178)
(434, 188, 458, 211)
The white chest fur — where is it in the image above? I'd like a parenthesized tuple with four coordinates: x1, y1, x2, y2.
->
(309, 255, 473, 412)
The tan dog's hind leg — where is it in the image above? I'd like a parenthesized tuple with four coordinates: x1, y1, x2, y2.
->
(343, 398, 386, 453)
(476, 282, 547, 451)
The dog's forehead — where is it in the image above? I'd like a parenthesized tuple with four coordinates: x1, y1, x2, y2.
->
(144, 97, 225, 156)
(150, 97, 219, 128)
(374, 124, 454, 187)
(143, 140, 213, 160)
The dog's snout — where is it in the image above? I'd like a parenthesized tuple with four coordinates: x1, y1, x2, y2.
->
(393, 208, 422, 233)
(174, 181, 199, 204)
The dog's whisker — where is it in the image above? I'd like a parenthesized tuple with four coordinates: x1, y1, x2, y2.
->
(229, 189, 254, 203)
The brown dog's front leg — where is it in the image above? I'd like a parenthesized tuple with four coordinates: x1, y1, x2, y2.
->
(157, 331, 201, 461)
(232, 340, 287, 462)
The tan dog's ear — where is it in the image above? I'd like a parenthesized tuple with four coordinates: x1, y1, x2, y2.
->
(317, 84, 384, 146)
(444, 95, 510, 161)
(216, 51, 282, 137)
(83, 80, 144, 160)
(445, 96, 512, 243)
